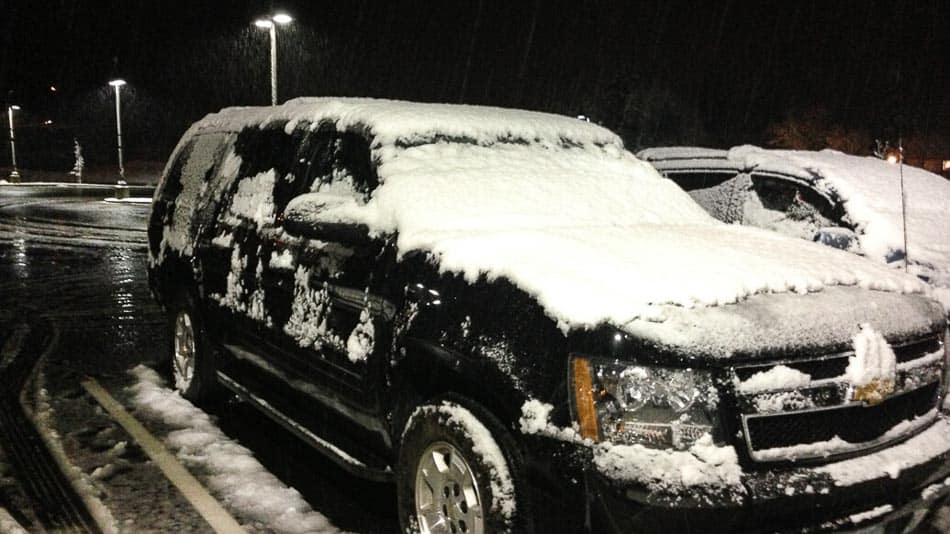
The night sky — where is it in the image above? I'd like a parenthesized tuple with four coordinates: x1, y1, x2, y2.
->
(1, 0, 947, 167)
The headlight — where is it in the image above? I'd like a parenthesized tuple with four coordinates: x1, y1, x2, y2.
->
(571, 355, 719, 450)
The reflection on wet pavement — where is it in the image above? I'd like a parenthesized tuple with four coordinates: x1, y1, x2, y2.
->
(0, 194, 398, 532)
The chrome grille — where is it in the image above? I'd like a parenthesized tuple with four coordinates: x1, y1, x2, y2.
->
(733, 334, 944, 463)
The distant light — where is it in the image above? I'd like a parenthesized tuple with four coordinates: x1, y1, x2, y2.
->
(49, 85, 57, 92)
(943, 160, 950, 171)
(43, 119, 53, 125)
(272, 13, 293, 24)
(254, 19, 273, 28)
(9, 105, 20, 110)
(108, 79, 127, 87)
(886, 154, 899, 164)
(577, 114, 590, 122)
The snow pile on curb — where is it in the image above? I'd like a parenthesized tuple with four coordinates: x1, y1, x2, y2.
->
(127, 365, 341, 533)
(849, 504, 893, 525)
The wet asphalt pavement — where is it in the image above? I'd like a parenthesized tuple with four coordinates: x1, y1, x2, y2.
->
(0, 190, 397, 533)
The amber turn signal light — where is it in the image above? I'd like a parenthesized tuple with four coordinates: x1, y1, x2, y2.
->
(572, 356, 600, 441)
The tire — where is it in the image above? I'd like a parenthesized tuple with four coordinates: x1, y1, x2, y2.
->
(397, 397, 531, 534)
(166, 291, 217, 403)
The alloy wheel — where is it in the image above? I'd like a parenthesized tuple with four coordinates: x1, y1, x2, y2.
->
(172, 311, 196, 393)
(414, 441, 484, 534)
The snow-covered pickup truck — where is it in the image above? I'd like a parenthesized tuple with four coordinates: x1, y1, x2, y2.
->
(148, 99, 949, 533)
(638, 145, 950, 317)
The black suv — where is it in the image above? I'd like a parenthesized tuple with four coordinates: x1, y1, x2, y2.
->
(149, 98, 950, 533)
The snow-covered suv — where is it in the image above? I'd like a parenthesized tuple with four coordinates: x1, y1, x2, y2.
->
(148, 99, 950, 533)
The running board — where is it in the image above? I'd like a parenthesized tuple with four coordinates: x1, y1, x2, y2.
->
(215, 371, 393, 482)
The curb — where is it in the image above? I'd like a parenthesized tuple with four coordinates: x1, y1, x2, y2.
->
(0, 183, 154, 199)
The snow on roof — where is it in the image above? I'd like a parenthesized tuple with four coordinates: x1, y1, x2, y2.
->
(637, 146, 729, 162)
(638, 146, 765, 174)
(188, 97, 623, 153)
(287, 139, 930, 338)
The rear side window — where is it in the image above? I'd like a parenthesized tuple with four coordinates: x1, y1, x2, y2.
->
(224, 123, 300, 227)
(172, 133, 231, 224)
(272, 122, 333, 217)
(669, 171, 750, 223)
(155, 140, 195, 203)
(153, 133, 230, 255)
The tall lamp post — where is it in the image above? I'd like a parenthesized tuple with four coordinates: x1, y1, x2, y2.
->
(108, 79, 126, 181)
(7, 105, 20, 181)
(254, 13, 293, 105)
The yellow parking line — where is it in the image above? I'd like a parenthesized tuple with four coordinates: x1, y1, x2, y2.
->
(80, 378, 246, 534)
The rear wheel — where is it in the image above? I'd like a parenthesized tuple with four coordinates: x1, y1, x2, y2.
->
(397, 398, 530, 534)
(167, 293, 216, 402)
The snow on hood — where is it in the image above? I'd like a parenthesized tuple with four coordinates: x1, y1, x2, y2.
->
(287, 140, 930, 336)
(622, 286, 942, 359)
(728, 146, 950, 283)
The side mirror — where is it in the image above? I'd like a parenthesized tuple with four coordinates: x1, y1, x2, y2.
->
(813, 227, 859, 251)
(283, 193, 371, 243)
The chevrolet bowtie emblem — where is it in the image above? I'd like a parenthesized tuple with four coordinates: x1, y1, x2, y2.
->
(852, 378, 896, 405)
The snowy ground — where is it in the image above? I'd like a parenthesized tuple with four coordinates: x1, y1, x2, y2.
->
(124, 365, 342, 533)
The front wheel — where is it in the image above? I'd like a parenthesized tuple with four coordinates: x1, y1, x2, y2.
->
(397, 398, 530, 534)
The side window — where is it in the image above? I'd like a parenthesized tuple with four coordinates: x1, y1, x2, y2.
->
(272, 122, 333, 218)
(224, 122, 298, 228)
(149, 139, 195, 254)
(308, 130, 378, 201)
(159, 133, 231, 254)
(743, 175, 842, 239)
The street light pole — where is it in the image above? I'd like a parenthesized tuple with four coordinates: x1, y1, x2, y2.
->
(269, 22, 278, 106)
(7, 105, 20, 181)
(255, 13, 293, 106)
(109, 79, 126, 181)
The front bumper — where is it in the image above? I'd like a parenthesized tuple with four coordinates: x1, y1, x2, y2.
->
(586, 416, 950, 533)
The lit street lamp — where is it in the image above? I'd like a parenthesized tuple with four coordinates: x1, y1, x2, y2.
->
(254, 13, 293, 105)
(108, 79, 126, 180)
(7, 105, 20, 181)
